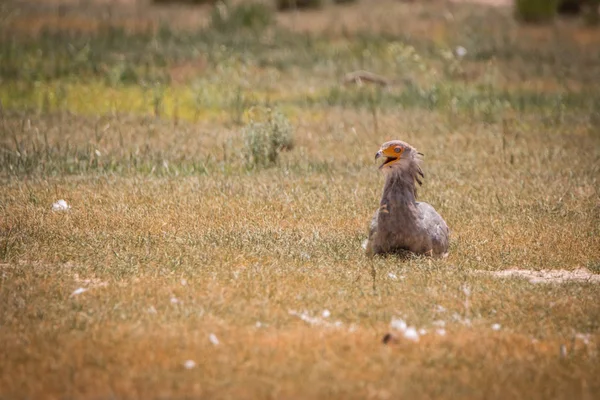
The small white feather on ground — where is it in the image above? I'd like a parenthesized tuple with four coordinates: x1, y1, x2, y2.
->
(51, 199, 71, 212)
(288, 310, 346, 329)
(70, 287, 87, 297)
(390, 318, 422, 342)
(208, 333, 220, 346)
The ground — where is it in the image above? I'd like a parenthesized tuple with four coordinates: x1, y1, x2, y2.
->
(0, 0, 599, 399)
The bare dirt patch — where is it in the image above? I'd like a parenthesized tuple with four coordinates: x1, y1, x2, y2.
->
(481, 268, 600, 284)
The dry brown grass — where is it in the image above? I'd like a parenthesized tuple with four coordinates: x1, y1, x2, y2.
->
(1, 0, 600, 399)
(2, 107, 599, 399)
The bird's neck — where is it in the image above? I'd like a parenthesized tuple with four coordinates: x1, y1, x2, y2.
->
(381, 171, 417, 206)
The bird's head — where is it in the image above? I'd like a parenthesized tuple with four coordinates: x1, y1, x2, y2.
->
(375, 140, 421, 171)
(375, 140, 425, 186)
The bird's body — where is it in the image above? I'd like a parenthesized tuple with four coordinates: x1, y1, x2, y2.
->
(365, 140, 449, 258)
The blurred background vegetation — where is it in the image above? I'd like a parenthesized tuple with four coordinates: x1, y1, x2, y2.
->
(0, 0, 599, 175)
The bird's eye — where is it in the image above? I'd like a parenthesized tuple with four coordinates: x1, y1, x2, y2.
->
(394, 147, 402, 153)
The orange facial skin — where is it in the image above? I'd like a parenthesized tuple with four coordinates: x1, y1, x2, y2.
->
(375, 143, 405, 169)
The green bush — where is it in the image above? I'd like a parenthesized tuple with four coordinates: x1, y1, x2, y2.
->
(333, 0, 358, 4)
(243, 109, 294, 169)
(515, 0, 559, 22)
(275, 0, 324, 11)
(211, 2, 274, 32)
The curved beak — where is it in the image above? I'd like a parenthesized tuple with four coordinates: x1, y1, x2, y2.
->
(375, 150, 383, 160)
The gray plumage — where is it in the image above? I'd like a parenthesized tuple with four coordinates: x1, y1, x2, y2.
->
(365, 140, 450, 258)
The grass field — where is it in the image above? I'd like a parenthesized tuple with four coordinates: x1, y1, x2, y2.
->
(1, 0, 599, 398)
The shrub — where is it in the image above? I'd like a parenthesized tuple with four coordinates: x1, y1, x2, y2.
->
(333, 0, 358, 4)
(515, 0, 559, 23)
(243, 109, 294, 169)
(582, 0, 600, 25)
(557, 0, 584, 14)
(275, 0, 324, 11)
(211, 1, 274, 32)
